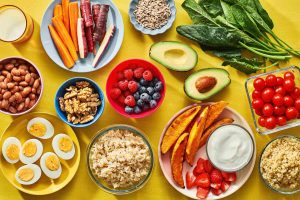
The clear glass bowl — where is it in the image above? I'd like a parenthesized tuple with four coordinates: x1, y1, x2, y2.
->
(259, 135, 300, 194)
(245, 66, 300, 135)
(86, 124, 154, 195)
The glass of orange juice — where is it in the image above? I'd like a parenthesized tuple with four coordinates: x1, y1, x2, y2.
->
(0, 5, 34, 43)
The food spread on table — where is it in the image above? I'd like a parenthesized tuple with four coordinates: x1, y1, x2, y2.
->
(1, 0, 300, 199)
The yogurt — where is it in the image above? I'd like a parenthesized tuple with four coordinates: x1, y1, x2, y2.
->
(206, 124, 254, 172)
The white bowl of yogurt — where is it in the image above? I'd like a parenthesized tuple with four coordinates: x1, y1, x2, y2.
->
(206, 124, 255, 172)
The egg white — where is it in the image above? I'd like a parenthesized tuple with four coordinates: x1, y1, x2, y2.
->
(15, 164, 41, 185)
(52, 134, 75, 160)
(27, 117, 54, 139)
(2, 137, 22, 164)
(40, 152, 62, 179)
(20, 139, 43, 164)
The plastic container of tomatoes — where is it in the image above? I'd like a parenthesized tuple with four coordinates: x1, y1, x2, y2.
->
(245, 66, 300, 135)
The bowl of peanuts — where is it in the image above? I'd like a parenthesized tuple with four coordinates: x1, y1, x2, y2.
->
(0, 57, 43, 116)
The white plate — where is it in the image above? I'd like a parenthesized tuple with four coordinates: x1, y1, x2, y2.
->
(158, 103, 256, 200)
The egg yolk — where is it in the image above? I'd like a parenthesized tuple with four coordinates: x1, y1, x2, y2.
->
(29, 123, 47, 137)
(6, 144, 19, 160)
(45, 155, 59, 171)
(59, 137, 72, 152)
(23, 142, 37, 157)
(18, 168, 34, 182)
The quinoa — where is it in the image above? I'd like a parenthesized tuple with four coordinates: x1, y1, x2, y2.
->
(89, 129, 151, 189)
(260, 137, 300, 190)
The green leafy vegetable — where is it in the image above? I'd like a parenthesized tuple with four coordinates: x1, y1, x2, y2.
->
(199, 0, 223, 17)
(222, 57, 262, 74)
(252, 0, 274, 29)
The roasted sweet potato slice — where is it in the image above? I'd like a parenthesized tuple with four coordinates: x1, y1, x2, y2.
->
(199, 118, 234, 148)
(161, 106, 201, 154)
(204, 101, 228, 129)
(186, 107, 209, 166)
(171, 132, 189, 188)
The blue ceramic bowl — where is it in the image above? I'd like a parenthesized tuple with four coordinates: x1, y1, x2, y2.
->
(128, 0, 176, 35)
(55, 77, 105, 128)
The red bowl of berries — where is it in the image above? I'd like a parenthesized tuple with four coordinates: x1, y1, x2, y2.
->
(245, 66, 300, 135)
(106, 59, 166, 118)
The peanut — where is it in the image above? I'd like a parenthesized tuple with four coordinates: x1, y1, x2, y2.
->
(4, 63, 14, 71)
(11, 68, 20, 76)
(29, 78, 34, 86)
(0, 82, 7, 89)
(19, 81, 28, 87)
(14, 92, 22, 103)
(19, 68, 26, 76)
(25, 73, 31, 83)
(3, 91, 11, 100)
(17, 102, 25, 112)
(7, 82, 15, 89)
(9, 106, 17, 113)
(1, 100, 9, 109)
(29, 93, 36, 100)
(1, 70, 9, 76)
(0, 76, 5, 82)
(33, 79, 40, 89)
(13, 76, 22, 82)
(29, 99, 36, 108)
(8, 95, 16, 103)
(19, 64, 28, 71)
(25, 97, 30, 108)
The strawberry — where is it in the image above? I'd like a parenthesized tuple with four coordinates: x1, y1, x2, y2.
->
(118, 95, 125, 105)
(196, 187, 210, 199)
(211, 188, 222, 196)
(186, 171, 196, 189)
(128, 81, 138, 93)
(210, 169, 223, 183)
(109, 88, 121, 99)
(134, 67, 144, 79)
(195, 173, 210, 188)
(117, 72, 124, 81)
(118, 80, 128, 91)
(221, 181, 231, 192)
(204, 160, 214, 173)
(124, 95, 136, 107)
(221, 172, 237, 182)
(193, 162, 205, 176)
(124, 69, 133, 80)
(143, 70, 153, 81)
(210, 182, 221, 190)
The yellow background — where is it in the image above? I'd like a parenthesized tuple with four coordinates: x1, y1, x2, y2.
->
(0, 0, 300, 199)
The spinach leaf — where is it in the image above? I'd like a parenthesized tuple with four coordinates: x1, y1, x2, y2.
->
(220, 0, 239, 27)
(253, 0, 274, 29)
(182, 0, 219, 26)
(209, 49, 242, 58)
(222, 57, 263, 74)
(176, 25, 242, 48)
(199, 0, 223, 17)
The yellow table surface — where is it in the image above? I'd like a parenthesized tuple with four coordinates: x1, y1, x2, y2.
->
(0, 0, 300, 199)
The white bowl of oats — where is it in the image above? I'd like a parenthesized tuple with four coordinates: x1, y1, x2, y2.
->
(259, 135, 300, 194)
(86, 124, 154, 195)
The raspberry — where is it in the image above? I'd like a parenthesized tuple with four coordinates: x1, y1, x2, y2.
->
(118, 95, 125, 105)
(124, 69, 133, 80)
(134, 67, 144, 79)
(124, 95, 136, 107)
(109, 88, 121, 99)
(143, 70, 153, 81)
(117, 72, 124, 81)
(128, 81, 138, 93)
(118, 80, 128, 91)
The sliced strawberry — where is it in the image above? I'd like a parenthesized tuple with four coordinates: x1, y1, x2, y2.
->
(186, 171, 196, 189)
(204, 160, 214, 173)
(196, 187, 210, 199)
(193, 162, 205, 176)
(210, 182, 221, 189)
(221, 172, 237, 182)
(221, 181, 231, 192)
(195, 173, 210, 188)
(210, 169, 223, 183)
(211, 188, 223, 196)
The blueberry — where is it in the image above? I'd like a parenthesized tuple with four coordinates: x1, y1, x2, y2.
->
(150, 100, 157, 108)
(155, 81, 163, 92)
(140, 93, 151, 102)
(125, 106, 134, 114)
(149, 80, 155, 87)
(142, 104, 150, 111)
(134, 106, 142, 114)
(133, 92, 140, 100)
(152, 92, 161, 100)
(137, 99, 144, 107)
(139, 86, 147, 94)
(153, 77, 159, 84)
(147, 87, 155, 95)
(139, 78, 149, 86)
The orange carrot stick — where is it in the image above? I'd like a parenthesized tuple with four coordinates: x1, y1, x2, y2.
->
(54, 4, 63, 21)
(62, 0, 70, 33)
(69, 2, 79, 51)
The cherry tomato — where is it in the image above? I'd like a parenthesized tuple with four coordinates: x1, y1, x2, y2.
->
(283, 78, 295, 92)
(252, 90, 262, 99)
(274, 106, 286, 116)
(275, 86, 286, 96)
(283, 96, 294, 107)
(252, 98, 264, 109)
(272, 94, 284, 106)
(253, 78, 266, 91)
(295, 98, 300, 110)
(277, 116, 287, 126)
(262, 104, 274, 117)
(285, 107, 299, 119)
(284, 71, 295, 80)
(255, 108, 263, 116)
(258, 117, 266, 127)
(291, 87, 300, 99)
(265, 74, 277, 87)
(261, 88, 275, 102)
(276, 77, 284, 86)
(265, 116, 277, 129)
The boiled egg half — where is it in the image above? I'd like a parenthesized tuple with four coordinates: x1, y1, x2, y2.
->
(52, 134, 75, 160)
(40, 152, 62, 179)
(20, 139, 43, 164)
(2, 137, 21, 164)
(15, 164, 41, 185)
(27, 117, 54, 139)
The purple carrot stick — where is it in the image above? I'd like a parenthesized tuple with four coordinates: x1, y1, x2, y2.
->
(93, 4, 109, 44)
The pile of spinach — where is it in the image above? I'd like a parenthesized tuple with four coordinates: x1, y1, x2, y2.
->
(177, 0, 299, 74)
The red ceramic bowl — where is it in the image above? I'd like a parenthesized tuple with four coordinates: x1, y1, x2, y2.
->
(106, 59, 166, 118)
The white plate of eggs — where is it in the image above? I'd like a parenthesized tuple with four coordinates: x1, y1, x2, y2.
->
(0, 113, 80, 195)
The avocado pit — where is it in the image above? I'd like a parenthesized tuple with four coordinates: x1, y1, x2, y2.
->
(195, 76, 217, 93)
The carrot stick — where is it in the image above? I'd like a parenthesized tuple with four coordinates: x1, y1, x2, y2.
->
(80, 0, 93, 27)
(53, 4, 63, 21)
(93, 4, 109, 43)
(69, 2, 79, 51)
(62, 0, 70, 33)
(52, 16, 78, 61)
(48, 24, 74, 68)
(77, 18, 88, 58)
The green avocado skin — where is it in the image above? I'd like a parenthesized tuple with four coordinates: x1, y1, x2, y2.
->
(184, 68, 231, 101)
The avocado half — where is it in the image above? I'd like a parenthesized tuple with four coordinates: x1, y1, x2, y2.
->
(184, 68, 231, 101)
(149, 41, 198, 71)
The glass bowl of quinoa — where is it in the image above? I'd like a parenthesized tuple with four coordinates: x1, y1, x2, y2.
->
(86, 124, 154, 195)
(259, 135, 300, 194)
